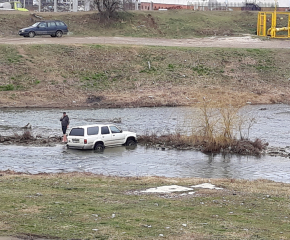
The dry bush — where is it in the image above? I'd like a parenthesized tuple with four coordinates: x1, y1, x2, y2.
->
(188, 98, 267, 154)
(139, 98, 267, 155)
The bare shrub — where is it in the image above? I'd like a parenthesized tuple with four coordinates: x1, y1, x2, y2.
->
(139, 98, 267, 155)
(252, 138, 268, 151)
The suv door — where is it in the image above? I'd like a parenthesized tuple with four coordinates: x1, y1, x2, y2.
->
(87, 126, 99, 147)
(109, 125, 126, 145)
(36, 22, 48, 35)
(47, 21, 57, 35)
(101, 126, 113, 146)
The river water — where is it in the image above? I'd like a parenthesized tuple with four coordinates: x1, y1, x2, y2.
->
(0, 104, 290, 182)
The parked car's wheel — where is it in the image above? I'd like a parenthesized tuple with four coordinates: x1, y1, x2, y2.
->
(28, 31, 35, 38)
(94, 143, 104, 152)
(126, 139, 137, 146)
(55, 30, 63, 38)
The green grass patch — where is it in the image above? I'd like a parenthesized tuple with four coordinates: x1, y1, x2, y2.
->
(0, 174, 289, 239)
(0, 84, 14, 91)
(0, 46, 23, 64)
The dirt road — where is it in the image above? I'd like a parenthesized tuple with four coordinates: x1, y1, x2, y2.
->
(1, 35, 290, 48)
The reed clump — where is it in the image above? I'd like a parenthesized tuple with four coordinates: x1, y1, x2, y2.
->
(138, 99, 268, 155)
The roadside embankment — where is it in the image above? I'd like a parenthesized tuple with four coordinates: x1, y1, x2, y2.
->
(0, 44, 290, 108)
(0, 10, 257, 38)
(0, 172, 289, 239)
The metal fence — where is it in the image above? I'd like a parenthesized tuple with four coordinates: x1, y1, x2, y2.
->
(0, 0, 136, 12)
(0, 0, 281, 12)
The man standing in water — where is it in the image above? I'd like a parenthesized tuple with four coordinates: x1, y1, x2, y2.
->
(60, 112, 69, 143)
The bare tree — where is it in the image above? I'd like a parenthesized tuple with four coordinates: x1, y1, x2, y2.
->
(94, 0, 120, 18)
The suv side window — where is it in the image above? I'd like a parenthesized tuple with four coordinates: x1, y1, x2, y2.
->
(101, 126, 110, 135)
(110, 126, 121, 133)
(87, 126, 99, 135)
(56, 21, 65, 26)
(38, 22, 47, 28)
(48, 22, 56, 27)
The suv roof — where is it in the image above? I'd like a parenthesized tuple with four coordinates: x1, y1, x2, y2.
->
(71, 124, 118, 129)
(38, 20, 64, 23)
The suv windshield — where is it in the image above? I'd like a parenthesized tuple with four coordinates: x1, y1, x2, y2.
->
(69, 128, 84, 136)
(32, 22, 40, 27)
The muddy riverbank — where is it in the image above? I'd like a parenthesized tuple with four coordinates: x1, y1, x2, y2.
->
(2, 132, 289, 159)
(0, 133, 61, 147)
(1, 44, 290, 109)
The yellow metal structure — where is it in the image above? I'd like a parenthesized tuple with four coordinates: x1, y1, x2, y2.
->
(257, 10, 290, 38)
(11, 1, 28, 11)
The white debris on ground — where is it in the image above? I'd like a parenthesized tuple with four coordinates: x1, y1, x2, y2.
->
(141, 185, 193, 193)
(141, 183, 223, 194)
(191, 183, 223, 190)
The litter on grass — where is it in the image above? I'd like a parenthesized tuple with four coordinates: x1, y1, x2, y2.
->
(141, 185, 193, 193)
(191, 183, 223, 190)
(141, 183, 223, 194)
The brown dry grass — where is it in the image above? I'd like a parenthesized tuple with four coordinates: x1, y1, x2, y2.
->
(0, 44, 290, 108)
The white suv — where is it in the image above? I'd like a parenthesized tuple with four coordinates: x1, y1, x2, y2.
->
(67, 124, 137, 151)
(67, 124, 137, 150)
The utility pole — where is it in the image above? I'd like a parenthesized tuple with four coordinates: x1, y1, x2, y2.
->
(38, 0, 41, 12)
(73, 0, 77, 12)
(54, 0, 57, 12)
(84, 0, 90, 11)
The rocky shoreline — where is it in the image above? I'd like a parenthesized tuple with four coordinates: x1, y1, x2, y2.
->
(0, 133, 62, 147)
(266, 146, 290, 158)
(140, 141, 290, 159)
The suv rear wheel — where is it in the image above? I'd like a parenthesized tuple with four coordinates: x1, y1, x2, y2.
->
(94, 143, 104, 152)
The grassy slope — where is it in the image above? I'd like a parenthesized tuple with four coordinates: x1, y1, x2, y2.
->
(0, 173, 289, 239)
(0, 44, 289, 107)
(0, 10, 258, 38)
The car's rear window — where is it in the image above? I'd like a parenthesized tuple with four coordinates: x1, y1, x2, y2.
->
(87, 126, 99, 135)
(48, 22, 56, 27)
(69, 128, 84, 136)
(56, 21, 65, 26)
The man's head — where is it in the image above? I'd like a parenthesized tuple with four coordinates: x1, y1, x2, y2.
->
(63, 112, 66, 116)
